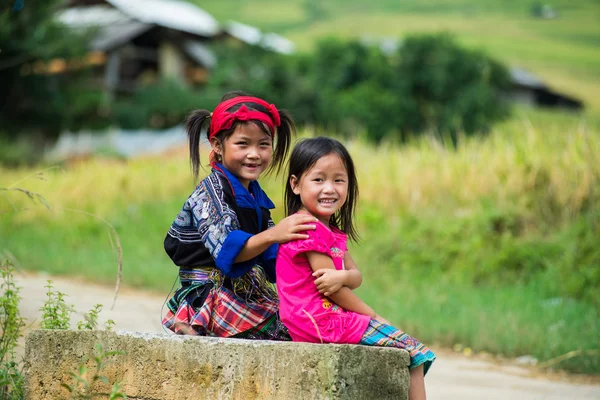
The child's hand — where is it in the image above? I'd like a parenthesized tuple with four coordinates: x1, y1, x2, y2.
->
(313, 269, 345, 296)
(271, 214, 317, 243)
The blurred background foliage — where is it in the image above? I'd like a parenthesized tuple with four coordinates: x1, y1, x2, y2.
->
(1, 1, 512, 147)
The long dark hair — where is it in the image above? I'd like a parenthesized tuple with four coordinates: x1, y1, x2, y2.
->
(186, 90, 295, 182)
(285, 137, 359, 241)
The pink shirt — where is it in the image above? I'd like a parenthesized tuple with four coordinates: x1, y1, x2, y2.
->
(276, 219, 371, 344)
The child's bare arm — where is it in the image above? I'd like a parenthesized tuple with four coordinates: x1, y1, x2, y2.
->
(307, 252, 376, 317)
(312, 252, 362, 295)
(341, 252, 362, 289)
(235, 214, 317, 262)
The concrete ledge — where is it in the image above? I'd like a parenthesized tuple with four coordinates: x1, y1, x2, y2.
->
(24, 330, 410, 399)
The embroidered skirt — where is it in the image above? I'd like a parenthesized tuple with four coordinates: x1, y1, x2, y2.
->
(162, 266, 290, 340)
(359, 319, 436, 375)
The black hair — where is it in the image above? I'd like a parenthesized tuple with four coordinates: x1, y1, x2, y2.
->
(285, 137, 359, 241)
(186, 90, 296, 182)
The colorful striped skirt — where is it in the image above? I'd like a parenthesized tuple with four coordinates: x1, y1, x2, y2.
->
(359, 319, 436, 375)
(162, 266, 290, 340)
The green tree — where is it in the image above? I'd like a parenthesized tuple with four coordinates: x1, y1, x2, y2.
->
(0, 0, 104, 143)
(394, 33, 511, 141)
(206, 42, 316, 125)
(303, 35, 511, 143)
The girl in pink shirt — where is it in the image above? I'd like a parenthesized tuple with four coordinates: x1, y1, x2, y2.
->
(276, 137, 435, 400)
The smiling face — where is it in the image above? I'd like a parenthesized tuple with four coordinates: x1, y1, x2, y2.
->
(290, 153, 349, 225)
(211, 122, 273, 188)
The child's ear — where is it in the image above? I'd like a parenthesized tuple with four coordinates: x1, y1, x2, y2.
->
(290, 175, 300, 195)
(209, 137, 222, 155)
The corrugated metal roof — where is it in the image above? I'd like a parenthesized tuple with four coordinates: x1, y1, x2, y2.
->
(183, 40, 217, 69)
(225, 21, 262, 45)
(106, 0, 219, 37)
(92, 22, 153, 51)
(510, 67, 546, 89)
(262, 33, 295, 55)
(57, 5, 130, 27)
(225, 21, 295, 54)
(57, 6, 153, 51)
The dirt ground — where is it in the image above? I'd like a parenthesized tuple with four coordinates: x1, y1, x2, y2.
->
(15, 272, 600, 400)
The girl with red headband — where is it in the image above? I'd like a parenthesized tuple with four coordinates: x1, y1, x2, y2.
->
(162, 91, 317, 339)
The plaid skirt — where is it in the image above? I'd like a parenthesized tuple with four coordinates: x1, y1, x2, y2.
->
(360, 320, 436, 375)
(162, 266, 290, 340)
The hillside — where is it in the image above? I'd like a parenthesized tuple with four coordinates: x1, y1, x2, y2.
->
(192, 0, 600, 114)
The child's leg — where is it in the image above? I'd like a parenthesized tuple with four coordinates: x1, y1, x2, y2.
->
(359, 319, 435, 373)
(409, 365, 426, 400)
(359, 319, 435, 399)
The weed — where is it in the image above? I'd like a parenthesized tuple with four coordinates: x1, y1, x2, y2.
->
(61, 344, 127, 400)
(40, 281, 74, 330)
(104, 320, 116, 332)
(77, 305, 103, 331)
(0, 260, 25, 400)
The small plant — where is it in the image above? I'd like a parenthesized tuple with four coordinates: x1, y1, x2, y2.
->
(61, 344, 127, 400)
(77, 304, 103, 331)
(0, 260, 25, 363)
(40, 280, 74, 330)
(0, 259, 26, 400)
(104, 320, 115, 332)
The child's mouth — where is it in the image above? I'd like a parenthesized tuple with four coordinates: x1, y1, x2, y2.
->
(318, 199, 337, 204)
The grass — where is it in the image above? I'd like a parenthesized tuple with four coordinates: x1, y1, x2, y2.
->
(1, 109, 599, 373)
(192, 0, 600, 115)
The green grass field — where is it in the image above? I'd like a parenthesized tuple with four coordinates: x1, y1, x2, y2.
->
(193, 0, 600, 114)
(1, 109, 598, 373)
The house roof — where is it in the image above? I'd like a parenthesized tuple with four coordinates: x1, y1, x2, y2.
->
(262, 33, 295, 55)
(57, 5, 153, 51)
(225, 21, 295, 54)
(509, 67, 546, 89)
(59, 0, 219, 38)
(106, 0, 219, 37)
(183, 40, 217, 69)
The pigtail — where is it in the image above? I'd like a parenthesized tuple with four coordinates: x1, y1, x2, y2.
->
(185, 109, 211, 182)
(268, 109, 296, 175)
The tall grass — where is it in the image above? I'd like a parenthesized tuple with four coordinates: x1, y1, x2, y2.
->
(1, 110, 598, 372)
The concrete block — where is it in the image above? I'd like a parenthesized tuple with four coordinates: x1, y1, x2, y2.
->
(24, 330, 409, 399)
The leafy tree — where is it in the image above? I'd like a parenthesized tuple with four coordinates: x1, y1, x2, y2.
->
(304, 34, 511, 142)
(310, 38, 396, 135)
(206, 43, 317, 125)
(394, 33, 511, 141)
(0, 0, 104, 142)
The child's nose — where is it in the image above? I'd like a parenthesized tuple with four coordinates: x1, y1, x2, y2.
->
(247, 148, 260, 158)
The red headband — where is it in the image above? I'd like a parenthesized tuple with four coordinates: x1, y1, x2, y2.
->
(209, 96, 281, 139)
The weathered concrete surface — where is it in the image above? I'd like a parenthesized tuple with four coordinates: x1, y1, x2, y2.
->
(24, 330, 410, 400)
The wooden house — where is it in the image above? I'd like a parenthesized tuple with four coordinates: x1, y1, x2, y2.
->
(58, 0, 220, 99)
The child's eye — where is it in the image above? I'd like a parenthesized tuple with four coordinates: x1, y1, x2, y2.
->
(260, 142, 272, 147)
(335, 179, 346, 183)
(313, 178, 323, 182)
(236, 141, 247, 146)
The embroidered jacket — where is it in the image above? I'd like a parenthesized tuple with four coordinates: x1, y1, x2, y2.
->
(164, 164, 278, 281)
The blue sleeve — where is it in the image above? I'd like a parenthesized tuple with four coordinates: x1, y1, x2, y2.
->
(215, 230, 255, 278)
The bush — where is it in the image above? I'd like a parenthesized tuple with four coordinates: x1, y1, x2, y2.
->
(113, 79, 221, 130)
(395, 33, 511, 139)
(304, 34, 511, 142)
(0, 1, 105, 141)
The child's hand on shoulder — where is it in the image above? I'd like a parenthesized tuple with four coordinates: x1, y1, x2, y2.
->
(270, 214, 317, 244)
(313, 269, 346, 296)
